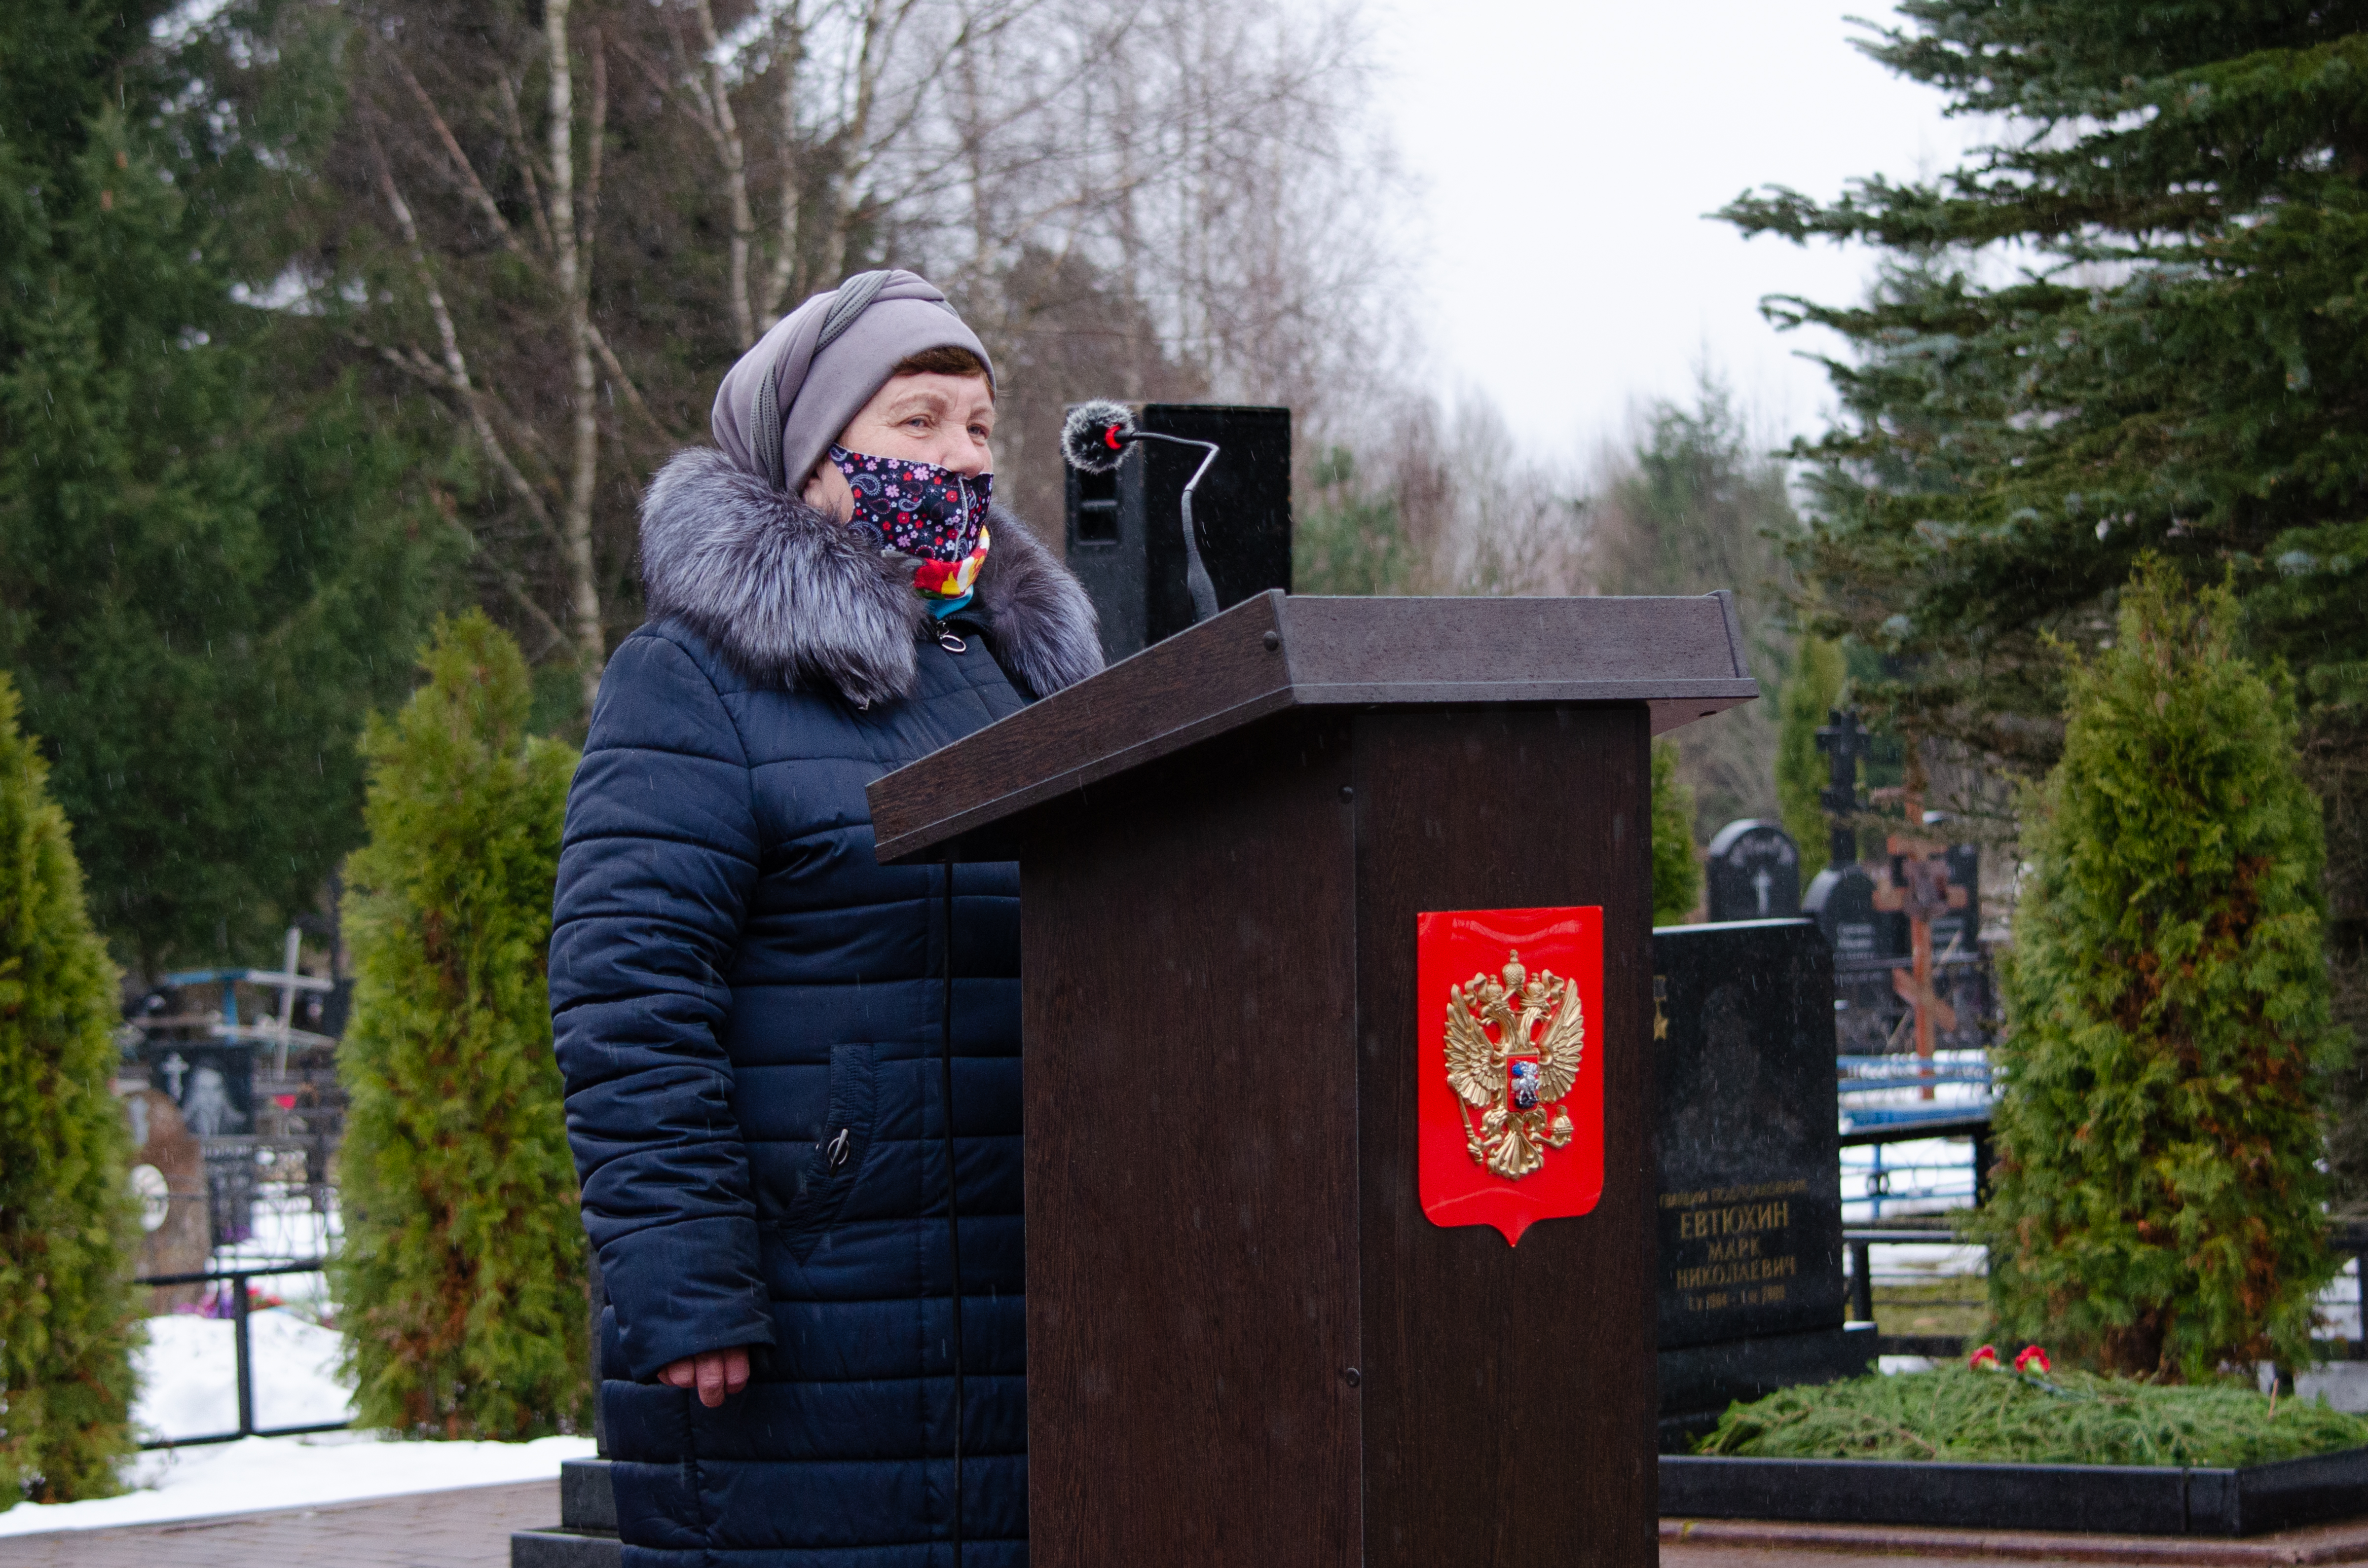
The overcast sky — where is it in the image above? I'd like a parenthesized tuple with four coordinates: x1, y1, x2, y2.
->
(1372, 0, 1995, 457)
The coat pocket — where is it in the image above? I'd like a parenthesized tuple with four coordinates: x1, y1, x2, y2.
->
(776, 1041, 877, 1261)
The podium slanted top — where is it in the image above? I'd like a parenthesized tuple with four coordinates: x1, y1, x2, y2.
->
(868, 589, 1757, 864)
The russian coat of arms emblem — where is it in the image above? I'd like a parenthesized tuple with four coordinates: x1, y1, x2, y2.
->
(1444, 951, 1584, 1181)
(1418, 907, 1605, 1244)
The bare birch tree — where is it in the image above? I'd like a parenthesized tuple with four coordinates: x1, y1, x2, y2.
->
(294, 0, 1410, 716)
(342, 0, 643, 710)
(546, 0, 611, 710)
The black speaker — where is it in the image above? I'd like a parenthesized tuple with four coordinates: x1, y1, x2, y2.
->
(1063, 403, 1293, 662)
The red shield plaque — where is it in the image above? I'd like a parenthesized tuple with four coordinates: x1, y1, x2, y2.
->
(1417, 906, 1605, 1244)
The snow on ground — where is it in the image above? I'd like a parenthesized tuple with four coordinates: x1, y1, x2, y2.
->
(135, 1309, 353, 1441)
(135, 1178, 351, 1443)
(0, 1180, 596, 1539)
(5, 1256, 596, 1539)
(223, 1178, 343, 1264)
(1858, 1239, 1989, 1287)
(210, 1181, 342, 1320)
(2299, 1362, 2368, 1414)
(1841, 1135, 1982, 1223)
(2319, 1256, 2365, 1344)
(0, 1431, 596, 1536)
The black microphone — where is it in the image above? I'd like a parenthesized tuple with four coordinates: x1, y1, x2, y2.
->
(1059, 400, 1222, 625)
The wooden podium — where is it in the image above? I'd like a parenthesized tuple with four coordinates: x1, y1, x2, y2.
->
(868, 591, 1756, 1567)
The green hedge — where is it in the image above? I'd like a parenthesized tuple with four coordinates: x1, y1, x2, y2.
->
(0, 673, 139, 1500)
(1973, 561, 2344, 1378)
(1652, 739, 1701, 925)
(332, 614, 588, 1438)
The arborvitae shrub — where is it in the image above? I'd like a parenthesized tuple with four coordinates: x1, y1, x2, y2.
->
(1652, 739, 1701, 925)
(1976, 562, 2344, 1378)
(333, 614, 588, 1437)
(0, 673, 138, 1500)
(1774, 635, 1847, 881)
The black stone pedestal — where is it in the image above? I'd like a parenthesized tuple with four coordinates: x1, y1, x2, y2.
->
(514, 1251, 619, 1565)
(1657, 1324, 1877, 1450)
(510, 1458, 619, 1566)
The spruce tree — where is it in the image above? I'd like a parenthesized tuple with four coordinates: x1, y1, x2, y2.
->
(1721, 3, 2368, 755)
(1720, 2, 2368, 1190)
(1597, 379, 1802, 836)
(1774, 635, 1848, 881)
(1652, 739, 1701, 926)
(333, 614, 588, 1437)
(1975, 562, 2342, 1378)
(0, 674, 139, 1501)
(0, 0, 458, 970)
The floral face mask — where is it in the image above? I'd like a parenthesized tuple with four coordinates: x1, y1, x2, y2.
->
(826, 444, 993, 605)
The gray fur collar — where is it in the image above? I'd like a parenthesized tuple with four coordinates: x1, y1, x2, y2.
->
(639, 447, 1103, 707)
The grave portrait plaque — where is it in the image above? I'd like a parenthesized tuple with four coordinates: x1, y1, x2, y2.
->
(1705, 820, 1803, 923)
(121, 1087, 208, 1310)
(1653, 917, 1864, 1440)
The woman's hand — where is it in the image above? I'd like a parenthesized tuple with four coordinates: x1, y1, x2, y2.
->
(659, 1345, 752, 1408)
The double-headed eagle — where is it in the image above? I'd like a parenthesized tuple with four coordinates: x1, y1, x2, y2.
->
(1445, 951, 1584, 1180)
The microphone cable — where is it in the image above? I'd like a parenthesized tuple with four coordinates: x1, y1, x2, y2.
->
(1060, 401, 1224, 624)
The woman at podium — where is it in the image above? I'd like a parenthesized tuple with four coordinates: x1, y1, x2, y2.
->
(550, 269, 1101, 1567)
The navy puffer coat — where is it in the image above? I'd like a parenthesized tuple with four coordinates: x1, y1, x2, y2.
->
(551, 448, 1102, 1568)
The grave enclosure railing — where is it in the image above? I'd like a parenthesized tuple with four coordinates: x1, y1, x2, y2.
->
(1844, 1225, 1968, 1350)
(133, 1257, 349, 1449)
(1832, 1103, 1994, 1355)
(1843, 1220, 2368, 1361)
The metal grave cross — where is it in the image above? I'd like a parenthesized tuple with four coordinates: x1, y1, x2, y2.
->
(1869, 783, 1970, 1097)
(1813, 709, 1871, 868)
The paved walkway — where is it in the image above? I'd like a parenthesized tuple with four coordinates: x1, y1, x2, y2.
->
(0, 1480, 555, 1568)
(1670, 1552, 2011, 1568)
(14, 1485, 2368, 1567)
(1663, 1514, 2368, 1567)
(1663, 1551, 2368, 1568)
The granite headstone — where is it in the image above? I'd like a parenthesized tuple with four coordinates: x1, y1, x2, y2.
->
(141, 1037, 255, 1137)
(1801, 862, 1907, 962)
(1653, 917, 1865, 1443)
(1705, 820, 1803, 923)
(1810, 841, 1991, 1054)
(138, 1036, 256, 1245)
